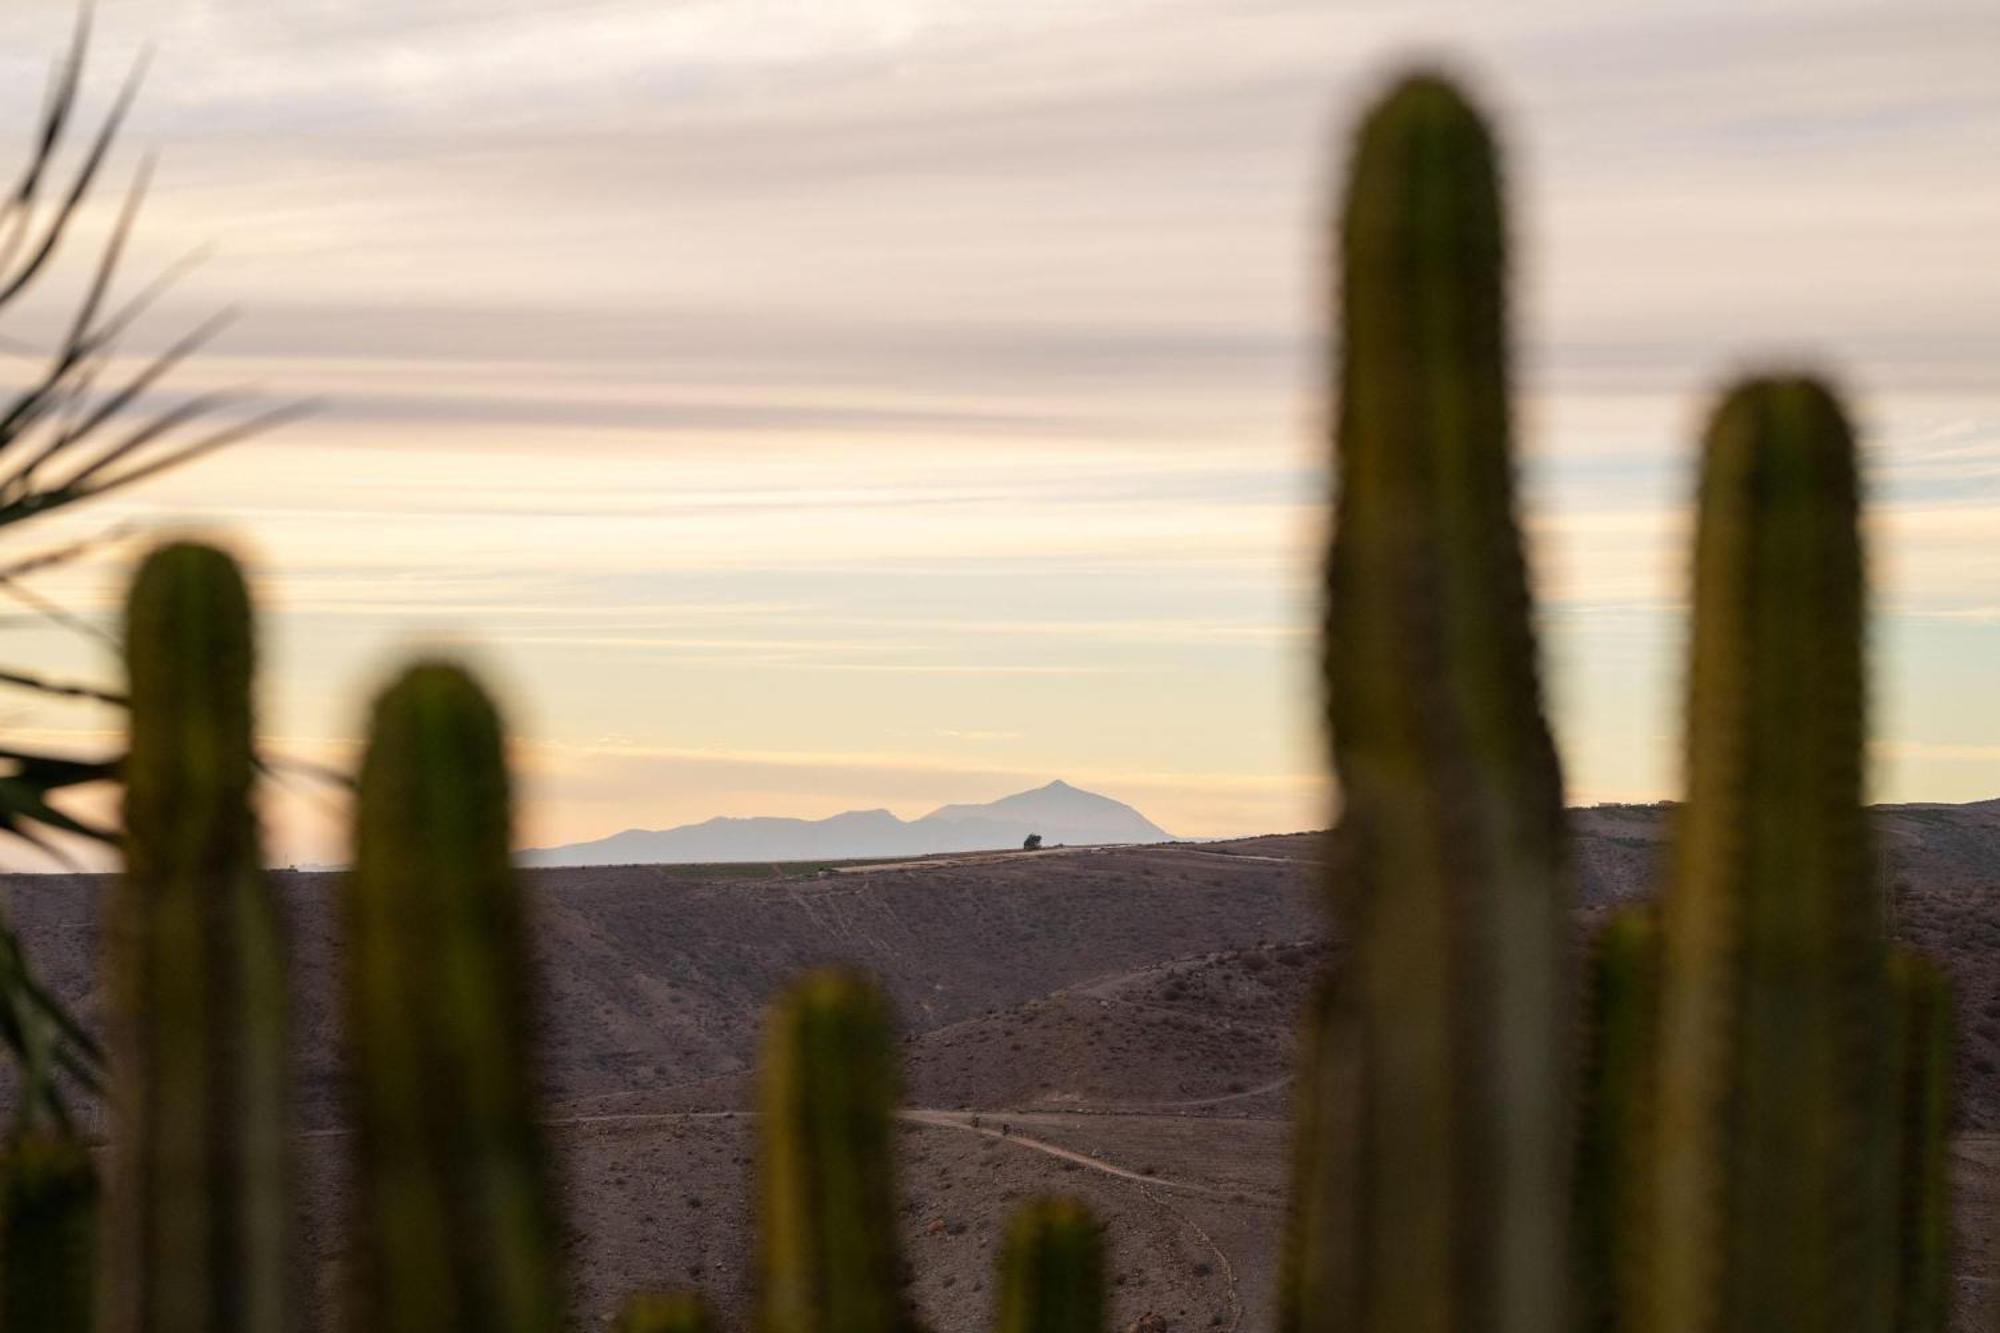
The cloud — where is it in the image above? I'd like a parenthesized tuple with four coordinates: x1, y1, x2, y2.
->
(0, 0, 1995, 861)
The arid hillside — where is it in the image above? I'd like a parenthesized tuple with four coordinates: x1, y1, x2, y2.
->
(4, 798, 2000, 1330)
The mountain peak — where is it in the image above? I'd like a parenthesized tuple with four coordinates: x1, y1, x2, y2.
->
(521, 780, 1173, 867)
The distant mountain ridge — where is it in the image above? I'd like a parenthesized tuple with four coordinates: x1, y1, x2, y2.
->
(519, 780, 1174, 867)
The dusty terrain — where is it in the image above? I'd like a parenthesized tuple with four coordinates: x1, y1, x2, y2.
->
(5, 798, 2000, 1330)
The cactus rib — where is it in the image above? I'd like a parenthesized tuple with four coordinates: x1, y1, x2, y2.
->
(1650, 377, 1878, 1333)
(1574, 906, 1660, 1333)
(757, 968, 909, 1333)
(616, 1290, 718, 1333)
(2, 1130, 98, 1332)
(995, 1196, 1106, 1333)
(1885, 948, 1951, 1333)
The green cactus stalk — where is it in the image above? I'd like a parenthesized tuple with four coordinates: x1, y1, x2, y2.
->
(1297, 70, 1570, 1333)
(994, 1197, 1105, 1333)
(1277, 978, 1351, 1333)
(1574, 906, 1660, 1333)
(757, 968, 909, 1333)
(616, 1291, 718, 1333)
(345, 661, 561, 1333)
(1884, 948, 1951, 1333)
(1649, 377, 1881, 1333)
(2, 1130, 98, 1332)
(104, 541, 292, 1333)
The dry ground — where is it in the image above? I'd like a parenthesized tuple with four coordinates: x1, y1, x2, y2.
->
(8, 798, 2000, 1330)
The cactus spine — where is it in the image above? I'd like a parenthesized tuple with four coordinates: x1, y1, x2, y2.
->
(2, 1131, 98, 1332)
(616, 1291, 718, 1333)
(1299, 70, 1570, 1333)
(345, 662, 561, 1333)
(757, 968, 908, 1333)
(1574, 907, 1660, 1333)
(1884, 948, 1951, 1333)
(994, 1197, 1105, 1333)
(105, 541, 292, 1333)
(1649, 378, 1880, 1333)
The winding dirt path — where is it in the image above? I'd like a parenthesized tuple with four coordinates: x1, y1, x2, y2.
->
(899, 1110, 1266, 1331)
(896, 1109, 1248, 1199)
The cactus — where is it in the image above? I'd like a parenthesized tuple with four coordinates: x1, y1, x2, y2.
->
(616, 1291, 717, 1333)
(757, 968, 909, 1333)
(994, 1197, 1105, 1333)
(1649, 377, 1882, 1333)
(345, 662, 561, 1333)
(104, 541, 292, 1333)
(2, 1130, 98, 1332)
(1277, 978, 1352, 1333)
(1301, 69, 1571, 1333)
(1884, 948, 1951, 1333)
(1574, 906, 1659, 1333)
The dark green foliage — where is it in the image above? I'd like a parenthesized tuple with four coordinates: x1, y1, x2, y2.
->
(1885, 949, 1951, 1333)
(617, 1290, 718, 1333)
(0, 9, 303, 1126)
(1309, 69, 1570, 1333)
(757, 968, 908, 1333)
(994, 1197, 1105, 1333)
(1649, 378, 1881, 1333)
(2, 1131, 98, 1332)
(345, 662, 561, 1333)
(104, 541, 291, 1333)
(1574, 907, 1659, 1333)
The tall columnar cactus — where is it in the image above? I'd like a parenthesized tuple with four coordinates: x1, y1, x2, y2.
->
(1574, 906, 1660, 1333)
(994, 1197, 1106, 1333)
(1278, 977, 1355, 1333)
(105, 541, 292, 1333)
(1884, 948, 1951, 1333)
(2, 1131, 98, 1332)
(616, 1291, 717, 1333)
(345, 662, 561, 1333)
(1298, 70, 1571, 1333)
(757, 968, 909, 1333)
(1649, 378, 1881, 1333)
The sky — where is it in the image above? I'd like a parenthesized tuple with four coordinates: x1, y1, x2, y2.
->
(0, 0, 1995, 865)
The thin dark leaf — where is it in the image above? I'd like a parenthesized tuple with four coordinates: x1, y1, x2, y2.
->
(0, 663, 122, 706)
(0, 520, 135, 581)
(0, 308, 238, 496)
(54, 397, 315, 508)
(0, 52, 147, 310)
(0, 9, 88, 274)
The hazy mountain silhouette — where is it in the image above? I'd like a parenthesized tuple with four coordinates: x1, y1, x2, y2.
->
(518, 779, 1174, 867)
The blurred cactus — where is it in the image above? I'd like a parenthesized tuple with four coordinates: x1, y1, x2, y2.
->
(345, 662, 561, 1333)
(1648, 378, 1882, 1333)
(2, 1130, 98, 1332)
(1304, 70, 1571, 1333)
(617, 1290, 718, 1333)
(994, 1197, 1105, 1333)
(1574, 907, 1659, 1333)
(1277, 979, 1348, 1333)
(757, 968, 909, 1333)
(1884, 949, 1951, 1333)
(104, 541, 292, 1333)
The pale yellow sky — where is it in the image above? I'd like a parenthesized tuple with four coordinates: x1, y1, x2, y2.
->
(0, 0, 1995, 865)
